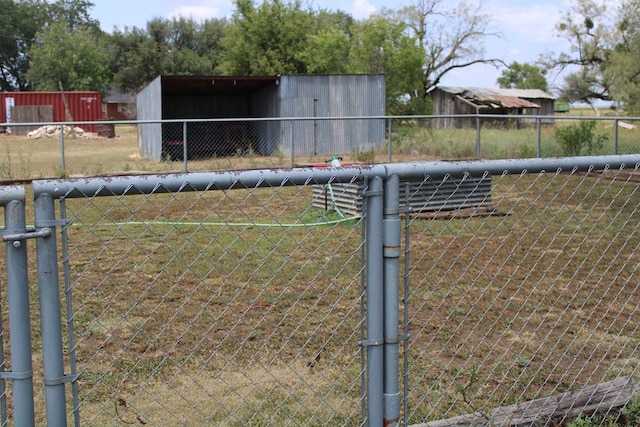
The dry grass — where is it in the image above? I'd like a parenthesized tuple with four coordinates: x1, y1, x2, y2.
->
(0, 122, 638, 425)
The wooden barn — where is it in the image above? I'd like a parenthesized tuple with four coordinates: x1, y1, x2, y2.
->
(103, 89, 135, 120)
(429, 86, 555, 129)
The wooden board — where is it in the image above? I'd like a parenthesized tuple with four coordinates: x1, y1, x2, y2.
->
(412, 376, 640, 427)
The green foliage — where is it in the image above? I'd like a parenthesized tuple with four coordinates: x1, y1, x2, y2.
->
(45, 0, 100, 33)
(218, 0, 317, 75)
(543, 0, 614, 108)
(28, 21, 110, 93)
(107, 17, 227, 92)
(348, 15, 426, 115)
(298, 27, 350, 73)
(497, 61, 549, 92)
(567, 395, 640, 426)
(554, 120, 608, 156)
(0, 0, 48, 90)
(606, 0, 640, 115)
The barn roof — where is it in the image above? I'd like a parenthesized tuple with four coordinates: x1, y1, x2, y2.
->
(435, 86, 554, 110)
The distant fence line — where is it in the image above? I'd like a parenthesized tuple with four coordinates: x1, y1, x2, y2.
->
(1, 114, 639, 176)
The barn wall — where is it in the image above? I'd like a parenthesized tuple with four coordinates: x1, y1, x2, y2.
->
(430, 89, 477, 129)
(135, 74, 386, 160)
(278, 74, 386, 156)
(137, 76, 163, 161)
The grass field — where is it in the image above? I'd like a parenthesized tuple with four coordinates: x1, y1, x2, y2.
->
(0, 118, 639, 425)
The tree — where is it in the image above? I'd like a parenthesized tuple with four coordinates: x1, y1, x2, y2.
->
(297, 9, 354, 74)
(380, 0, 504, 113)
(28, 21, 110, 93)
(0, 0, 49, 91)
(0, 0, 103, 91)
(348, 15, 425, 114)
(298, 27, 350, 73)
(45, 0, 100, 33)
(541, 0, 616, 113)
(107, 17, 229, 93)
(497, 61, 549, 92)
(606, 0, 640, 114)
(218, 0, 317, 75)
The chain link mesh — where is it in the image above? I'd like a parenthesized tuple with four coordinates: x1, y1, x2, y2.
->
(403, 166, 640, 425)
(59, 177, 366, 425)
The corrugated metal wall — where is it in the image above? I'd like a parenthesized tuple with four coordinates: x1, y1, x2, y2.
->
(0, 91, 102, 132)
(279, 74, 386, 156)
(136, 76, 163, 161)
(311, 175, 493, 216)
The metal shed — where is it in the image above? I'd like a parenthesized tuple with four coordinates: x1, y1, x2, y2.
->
(136, 74, 386, 161)
(430, 86, 555, 129)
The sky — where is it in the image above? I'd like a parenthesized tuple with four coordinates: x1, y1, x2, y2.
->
(91, 0, 602, 92)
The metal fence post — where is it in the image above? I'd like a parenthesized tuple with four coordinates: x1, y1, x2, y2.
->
(536, 116, 542, 157)
(364, 176, 384, 426)
(1, 187, 35, 426)
(59, 125, 66, 175)
(34, 192, 68, 427)
(387, 118, 393, 162)
(383, 175, 401, 426)
(614, 118, 619, 155)
(476, 114, 481, 157)
(183, 121, 188, 173)
(289, 120, 295, 168)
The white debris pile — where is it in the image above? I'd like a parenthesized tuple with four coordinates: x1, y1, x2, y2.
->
(27, 125, 92, 139)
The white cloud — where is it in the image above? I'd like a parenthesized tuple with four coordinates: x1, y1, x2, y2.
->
(350, 0, 377, 19)
(167, 0, 233, 21)
(485, 1, 566, 45)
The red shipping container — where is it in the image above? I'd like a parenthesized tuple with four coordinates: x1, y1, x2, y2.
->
(0, 91, 102, 132)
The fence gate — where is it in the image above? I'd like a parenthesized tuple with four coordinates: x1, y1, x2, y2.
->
(31, 168, 386, 426)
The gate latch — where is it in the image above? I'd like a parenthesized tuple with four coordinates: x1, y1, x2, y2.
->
(2, 228, 51, 246)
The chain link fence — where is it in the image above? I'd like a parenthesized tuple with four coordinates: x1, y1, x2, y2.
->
(402, 164, 640, 426)
(0, 155, 639, 426)
(1, 115, 640, 181)
(51, 173, 368, 426)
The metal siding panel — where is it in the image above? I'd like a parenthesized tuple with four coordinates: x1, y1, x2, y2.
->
(312, 175, 492, 215)
(137, 76, 163, 161)
(280, 98, 314, 155)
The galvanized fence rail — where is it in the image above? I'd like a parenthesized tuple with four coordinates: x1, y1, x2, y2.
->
(0, 154, 639, 426)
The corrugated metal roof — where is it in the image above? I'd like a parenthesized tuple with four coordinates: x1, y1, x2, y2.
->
(435, 86, 553, 109)
(438, 86, 554, 100)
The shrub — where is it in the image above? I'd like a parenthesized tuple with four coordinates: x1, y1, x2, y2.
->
(554, 120, 608, 156)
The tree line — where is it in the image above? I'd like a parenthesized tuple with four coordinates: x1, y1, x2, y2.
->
(2, 0, 639, 115)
